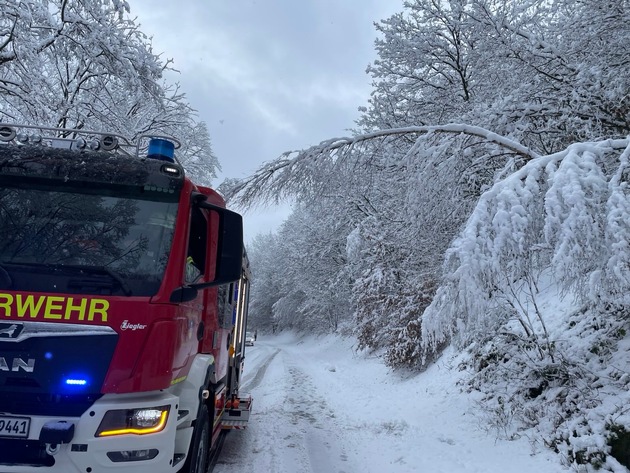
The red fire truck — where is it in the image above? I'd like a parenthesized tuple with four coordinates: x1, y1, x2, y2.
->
(0, 124, 252, 473)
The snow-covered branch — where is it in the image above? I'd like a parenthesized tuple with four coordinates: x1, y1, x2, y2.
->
(225, 123, 539, 208)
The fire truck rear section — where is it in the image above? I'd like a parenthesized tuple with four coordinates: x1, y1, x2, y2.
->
(0, 124, 252, 473)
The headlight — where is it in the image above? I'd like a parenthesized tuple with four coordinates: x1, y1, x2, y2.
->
(95, 406, 170, 437)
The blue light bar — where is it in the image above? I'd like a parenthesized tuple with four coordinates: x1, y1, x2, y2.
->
(65, 378, 88, 386)
(148, 138, 175, 162)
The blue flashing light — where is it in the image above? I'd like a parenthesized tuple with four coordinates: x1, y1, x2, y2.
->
(44, 352, 53, 360)
(148, 138, 175, 162)
(65, 378, 88, 386)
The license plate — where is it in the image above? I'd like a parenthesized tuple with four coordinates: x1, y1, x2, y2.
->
(0, 415, 30, 438)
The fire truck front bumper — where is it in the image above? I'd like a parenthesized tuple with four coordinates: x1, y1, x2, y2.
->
(0, 392, 186, 473)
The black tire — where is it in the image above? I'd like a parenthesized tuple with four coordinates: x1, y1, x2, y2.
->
(180, 402, 211, 473)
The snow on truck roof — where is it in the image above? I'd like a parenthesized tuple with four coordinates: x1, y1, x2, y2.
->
(0, 125, 186, 192)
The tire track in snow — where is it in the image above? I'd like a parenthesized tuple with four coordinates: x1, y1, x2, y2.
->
(281, 359, 353, 473)
(241, 348, 280, 392)
(214, 344, 355, 473)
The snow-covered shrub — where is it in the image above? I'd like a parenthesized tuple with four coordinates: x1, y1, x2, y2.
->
(426, 139, 630, 470)
(463, 302, 630, 471)
(423, 139, 630, 351)
(348, 208, 445, 367)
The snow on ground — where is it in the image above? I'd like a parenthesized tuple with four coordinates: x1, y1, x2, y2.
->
(214, 332, 568, 473)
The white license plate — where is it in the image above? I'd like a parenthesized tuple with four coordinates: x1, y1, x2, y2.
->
(0, 415, 30, 438)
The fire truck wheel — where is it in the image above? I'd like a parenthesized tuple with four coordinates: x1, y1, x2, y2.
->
(180, 403, 211, 473)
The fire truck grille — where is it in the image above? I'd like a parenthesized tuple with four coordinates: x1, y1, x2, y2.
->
(0, 391, 102, 417)
(0, 326, 118, 417)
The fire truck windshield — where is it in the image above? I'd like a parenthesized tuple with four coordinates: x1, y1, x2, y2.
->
(0, 184, 178, 296)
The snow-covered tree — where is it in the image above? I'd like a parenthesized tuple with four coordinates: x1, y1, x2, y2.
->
(227, 0, 630, 467)
(363, 0, 479, 130)
(234, 0, 629, 366)
(247, 232, 283, 332)
(364, 0, 629, 151)
(268, 196, 356, 334)
(0, 0, 218, 183)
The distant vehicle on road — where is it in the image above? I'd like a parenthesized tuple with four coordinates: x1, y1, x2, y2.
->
(245, 331, 255, 346)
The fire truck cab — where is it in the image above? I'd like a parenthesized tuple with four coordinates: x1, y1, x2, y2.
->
(0, 124, 252, 473)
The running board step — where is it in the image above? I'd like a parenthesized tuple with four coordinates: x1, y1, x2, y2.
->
(221, 394, 253, 429)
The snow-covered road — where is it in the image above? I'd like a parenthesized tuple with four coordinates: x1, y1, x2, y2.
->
(212, 333, 568, 473)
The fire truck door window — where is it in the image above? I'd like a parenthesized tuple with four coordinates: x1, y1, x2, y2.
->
(185, 207, 207, 283)
(217, 283, 234, 328)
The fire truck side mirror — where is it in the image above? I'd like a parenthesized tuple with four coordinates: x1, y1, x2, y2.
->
(213, 206, 244, 285)
(170, 204, 244, 303)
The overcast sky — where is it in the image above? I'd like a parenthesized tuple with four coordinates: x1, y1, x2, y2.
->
(130, 1, 403, 241)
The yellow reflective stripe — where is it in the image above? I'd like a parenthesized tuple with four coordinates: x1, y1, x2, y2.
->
(170, 376, 187, 385)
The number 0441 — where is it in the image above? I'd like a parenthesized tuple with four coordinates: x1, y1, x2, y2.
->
(0, 416, 30, 438)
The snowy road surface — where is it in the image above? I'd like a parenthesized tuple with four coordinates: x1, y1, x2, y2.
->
(213, 333, 568, 473)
